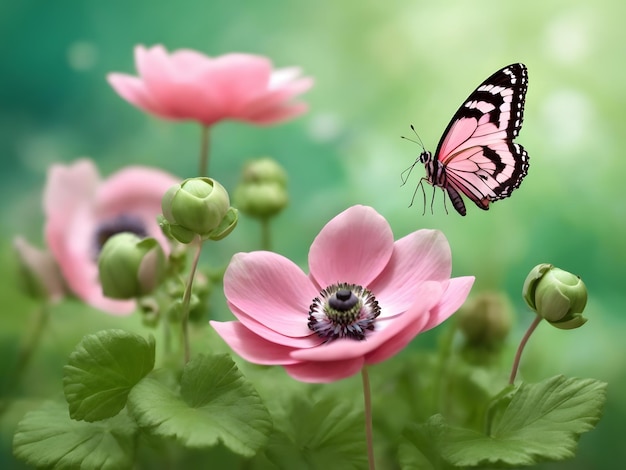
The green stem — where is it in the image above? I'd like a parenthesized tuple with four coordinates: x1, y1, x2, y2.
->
(432, 320, 457, 415)
(0, 304, 49, 416)
(361, 366, 376, 470)
(260, 217, 272, 251)
(181, 236, 204, 364)
(508, 314, 542, 385)
(163, 309, 172, 360)
(198, 126, 210, 177)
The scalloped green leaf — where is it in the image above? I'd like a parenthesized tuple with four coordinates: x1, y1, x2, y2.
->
(399, 419, 450, 470)
(404, 376, 607, 468)
(264, 394, 368, 469)
(13, 401, 137, 469)
(63, 329, 155, 422)
(127, 353, 271, 457)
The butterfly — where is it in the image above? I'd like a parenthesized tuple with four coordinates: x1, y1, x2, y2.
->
(404, 63, 530, 216)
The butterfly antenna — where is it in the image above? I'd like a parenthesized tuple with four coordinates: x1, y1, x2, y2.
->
(400, 125, 426, 150)
(400, 125, 427, 186)
(410, 125, 426, 150)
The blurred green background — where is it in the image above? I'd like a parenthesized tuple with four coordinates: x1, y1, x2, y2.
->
(1, 0, 624, 468)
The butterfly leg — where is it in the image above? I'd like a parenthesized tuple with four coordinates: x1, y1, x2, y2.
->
(408, 178, 423, 210)
(440, 187, 449, 215)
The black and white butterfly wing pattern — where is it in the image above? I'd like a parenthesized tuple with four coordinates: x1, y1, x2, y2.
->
(424, 63, 529, 216)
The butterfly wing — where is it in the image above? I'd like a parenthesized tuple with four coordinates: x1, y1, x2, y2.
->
(434, 63, 529, 215)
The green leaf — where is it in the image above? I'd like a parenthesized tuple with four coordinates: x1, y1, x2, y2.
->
(13, 400, 137, 469)
(264, 394, 368, 470)
(398, 415, 452, 470)
(127, 353, 272, 457)
(63, 329, 155, 422)
(409, 376, 607, 467)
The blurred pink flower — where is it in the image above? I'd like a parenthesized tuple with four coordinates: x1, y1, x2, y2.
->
(44, 159, 179, 315)
(107, 45, 314, 127)
(210, 205, 474, 383)
(13, 236, 66, 303)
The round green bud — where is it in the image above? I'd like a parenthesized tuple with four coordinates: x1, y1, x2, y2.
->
(138, 297, 160, 327)
(161, 177, 230, 238)
(234, 158, 289, 219)
(234, 183, 287, 218)
(98, 233, 166, 299)
(241, 157, 288, 187)
(457, 292, 514, 349)
(522, 264, 588, 329)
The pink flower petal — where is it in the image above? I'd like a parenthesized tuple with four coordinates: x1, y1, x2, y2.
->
(228, 303, 324, 349)
(136, 44, 173, 83)
(109, 45, 312, 127)
(44, 161, 99, 307)
(421, 276, 475, 332)
(135, 45, 222, 124)
(85, 294, 136, 315)
(242, 103, 310, 126)
(308, 205, 394, 288)
(43, 159, 99, 227)
(211, 321, 301, 365)
(283, 356, 365, 383)
(370, 229, 452, 316)
(290, 281, 442, 362)
(107, 74, 169, 118)
(224, 251, 319, 337)
(242, 73, 314, 121)
(200, 53, 273, 112)
(169, 48, 214, 75)
(97, 166, 179, 209)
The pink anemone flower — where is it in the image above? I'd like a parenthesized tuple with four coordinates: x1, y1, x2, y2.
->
(210, 205, 474, 383)
(107, 44, 314, 127)
(44, 159, 179, 314)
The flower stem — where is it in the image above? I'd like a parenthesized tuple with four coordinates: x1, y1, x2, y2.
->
(0, 304, 49, 417)
(260, 217, 272, 251)
(508, 314, 542, 384)
(432, 320, 457, 415)
(198, 126, 210, 177)
(181, 236, 204, 364)
(361, 366, 376, 470)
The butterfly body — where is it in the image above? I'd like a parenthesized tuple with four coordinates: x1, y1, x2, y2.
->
(415, 63, 530, 216)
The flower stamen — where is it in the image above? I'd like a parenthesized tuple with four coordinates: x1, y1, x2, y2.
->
(308, 283, 380, 342)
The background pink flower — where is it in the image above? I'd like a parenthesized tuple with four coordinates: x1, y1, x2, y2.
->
(107, 44, 314, 127)
(13, 236, 66, 303)
(211, 205, 474, 383)
(44, 159, 179, 314)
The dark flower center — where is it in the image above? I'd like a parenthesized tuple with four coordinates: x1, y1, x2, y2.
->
(308, 283, 381, 342)
(93, 214, 147, 258)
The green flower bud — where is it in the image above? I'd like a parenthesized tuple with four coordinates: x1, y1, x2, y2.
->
(138, 297, 160, 327)
(241, 157, 288, 187)
(522, 264, 588, 329)
(98, 233, 166, 299)
(161, 177, 230, 238)
(234, 158, 288, 219)
(14, 236, 66, 302)
(457, 292, 514, 349)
